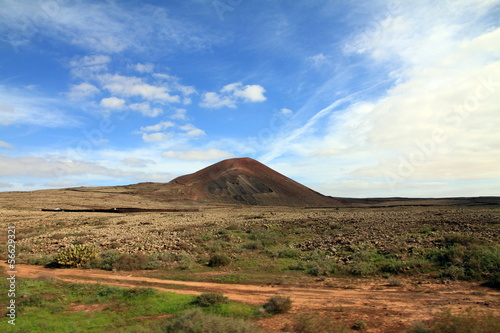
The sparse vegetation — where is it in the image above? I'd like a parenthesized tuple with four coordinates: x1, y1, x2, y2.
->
(285, 312, 348, 333)
(194, 293, 229, 307)
(262, 296, 292, 314)
(164, 308, 264, 333)
(54, 244, 98, 267)
(407, 309, 500, 333)
(208, 253, 231, 267)
(2, 196, 499, 332)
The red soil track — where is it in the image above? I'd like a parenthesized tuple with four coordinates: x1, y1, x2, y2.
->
(3, 263, 499, 333)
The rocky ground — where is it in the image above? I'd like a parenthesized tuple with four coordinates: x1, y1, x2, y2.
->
(2, 204, 498, 263)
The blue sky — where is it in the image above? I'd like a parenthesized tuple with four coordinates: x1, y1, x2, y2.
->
(1, 0, 499, 197)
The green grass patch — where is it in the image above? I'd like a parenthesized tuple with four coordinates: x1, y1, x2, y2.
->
(0, 276, 260, 332)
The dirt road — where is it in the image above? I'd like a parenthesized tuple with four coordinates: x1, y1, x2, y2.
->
(3, 263, 499, 332)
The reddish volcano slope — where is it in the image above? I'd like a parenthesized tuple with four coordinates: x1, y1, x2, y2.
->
(170, 157, 342, 206)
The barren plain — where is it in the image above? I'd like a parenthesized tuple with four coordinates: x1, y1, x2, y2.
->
(1, 184, 499, 332)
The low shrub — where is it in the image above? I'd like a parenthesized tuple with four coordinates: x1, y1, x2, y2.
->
(88, 249, 121, 270)
(352, 320, 366, 330)
(408, 309, 500, 333)
(263, 296, 292, 314)
(165, 308, 263, 333)
(122, 287, 156, 298)
(484, 272, 500, 289)
(443, 233, 481, 247)
(97, 285, 122, 297)
(113, 253, 148, 271)
(286, 312, 348, 333)
(27, 254, 54, 266)
(194, 293, 229, 307)
(208, 253, 231, 267)
(110, 252, 160, 271)
(54, 244, 98, 268)
(387, 277, 404, 286)
(276, 247, 301, 259)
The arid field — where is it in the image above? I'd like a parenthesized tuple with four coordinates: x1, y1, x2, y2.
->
(1, 184, 499, 332)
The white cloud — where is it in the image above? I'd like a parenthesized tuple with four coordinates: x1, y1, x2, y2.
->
(140, 121, 175, 132)
(200, 82, 267, 108)
(308, 53, 329, 67)
(280, 108, 293, 115)
(100, 97, 126, 109)
(0, 154, 174, 189)
(99, 74, 180, 103)
(133, 63, 155, 73)
(200, 92, 236, 108)
(233, 84, 266, 102)
(129, 102, 163, 117)
(0, 182, 14, 188)
(43, 181, 83, 188)
(69, 55, 111, 78)
(162, 148, 233, 160)
(142, 132, 169, 142)
(121, 157, 155, 167)
(180, 124, 205, 137)
(0, 86, 79, 127)
(171, 108, 188, 120)
(259, 1, 500, 197)
(0, 155, 122, 178)
(0, 141, 13, 149)
(67, 83, 100, 100)
(0, 1, 220, 54)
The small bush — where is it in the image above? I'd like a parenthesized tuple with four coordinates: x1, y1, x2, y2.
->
(88, 249, 121, 270)
(113, 253, 150, 271)
(286, 312, 348, 333)
(175, 252, 196, 270)
(55, 244, 98, 267)
(263, 296, 292, 314)
(27, 254, 54, 266)
(484, 272, 500, 289)
(387, 277, 404, 286)
(352, 320, 366, 330)
(122, 288, 156, 298)
(277, 247, 301, 259)
(407, 322, 432, 333)
(208, 254, 231, 267)
(165, 308, 263, 333)
(440, 266, 466, 281)
(346, 262, 377, 277)
(20, 294, 44, 307)
(443, 233, 480, 247)
(421, 309, 500, 333)
(306, 260, 339, 277)
(97, 285, 122, 297)
(380, 259, 407, 274)
(242, 241, 264, 250)
(194, 293, 229, 307)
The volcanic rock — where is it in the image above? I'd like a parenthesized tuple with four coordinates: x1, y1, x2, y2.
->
(169, 157, 342, 207)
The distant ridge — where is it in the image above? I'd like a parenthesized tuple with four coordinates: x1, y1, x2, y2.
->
(169, 157, 343, 207)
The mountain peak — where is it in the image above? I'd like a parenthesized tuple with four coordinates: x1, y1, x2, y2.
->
(170, 157, 341, 207)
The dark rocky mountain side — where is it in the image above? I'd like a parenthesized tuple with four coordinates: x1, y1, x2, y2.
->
(169, 157, 343, 207)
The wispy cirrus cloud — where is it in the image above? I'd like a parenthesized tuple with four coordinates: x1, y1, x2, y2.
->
(0, 86, 80, 127)
(259, 0, 500, 196)
(0, 1, 222, 54)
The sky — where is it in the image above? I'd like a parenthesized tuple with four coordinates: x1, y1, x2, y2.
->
(0, 0, 499, 198)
